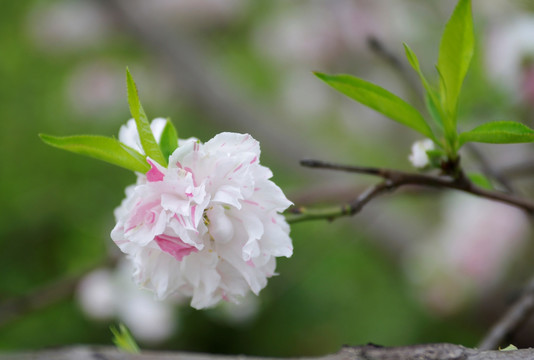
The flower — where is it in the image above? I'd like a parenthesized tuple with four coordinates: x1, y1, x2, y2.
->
(485, 16, 534, 100)
(76, 259, 178, 344)
(405, 193, 528, 315)
(118, 118, 167, 153)
(408, 139, 434, 168)
(111, 121, 293, 309)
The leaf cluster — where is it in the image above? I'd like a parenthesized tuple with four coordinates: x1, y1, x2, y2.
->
(39, 69, 179, 173)
(315, 0, 534, 165)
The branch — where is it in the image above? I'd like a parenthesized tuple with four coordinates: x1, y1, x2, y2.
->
(4, 343, 534, 360)
(366, 36, 424, 108)
(0, 256, 115, 328)
(287, 159, 534, 223)
(499, 160, 534, 180)
(287, 182, 392, 224)
(464, 143, 517, 193)
(478, 275, 534, 350)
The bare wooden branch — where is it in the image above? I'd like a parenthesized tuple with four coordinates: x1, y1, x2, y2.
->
(366, 36, 423, 106)
(0, 257, 115, 328)
(4, 344, 534, 360)
(288, 159, 534, 223)
(478, 276, 534, 350)
(464, 143, 517, 194)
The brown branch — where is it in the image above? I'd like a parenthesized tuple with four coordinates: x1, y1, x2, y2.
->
(286, 182, 392, 223)
(289, 159, 534, 223)
(0, 256, 115, 328)
(366, 36, 423, 105)
(464, 143, 517, 193)
(478, 275, 534, 350)
(499, 160, 534, 180)
(4, 343, 534, 360)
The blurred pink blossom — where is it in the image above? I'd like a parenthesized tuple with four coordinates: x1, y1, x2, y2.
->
(27, 1, 110, 54)
(406, 193, 529, 315)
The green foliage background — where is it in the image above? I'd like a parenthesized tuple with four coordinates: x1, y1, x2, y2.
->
(2, 0, 531, 355)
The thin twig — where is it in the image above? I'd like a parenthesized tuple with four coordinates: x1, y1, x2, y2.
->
(478, 276, 534, 350)
(465, 143, 517, 193)
(367, 36, 423, 106)
(288, 159, 534, 223)
(499, 160, 534, 180)
(0, 256, 115, 328)
(287, 182, 391, 223)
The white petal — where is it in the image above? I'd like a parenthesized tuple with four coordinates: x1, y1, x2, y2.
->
(208, 206, 234, 244)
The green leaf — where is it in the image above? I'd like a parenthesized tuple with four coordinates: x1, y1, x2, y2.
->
(424, 91, 443, 128)
(403, 43, 443, 129)
(315, 72, 434, 139)
(437, 0, 474, 119)
(159, 118, 179, 161)
(126, 68, 167, 166)
(110, 324, 140, 354)
(500, 344, 518, 351)
(467, 173, 493, 190)
(459, 121, 534, 146)
(39, 134, 150, 173)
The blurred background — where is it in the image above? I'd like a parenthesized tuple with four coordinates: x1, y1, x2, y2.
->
(3, 0, 534, 356)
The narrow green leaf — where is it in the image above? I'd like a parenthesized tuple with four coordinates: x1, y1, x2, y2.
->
(126, 68, 167, 166)
(435, 64, 458, 152)
(467, 173, 493, 190)
(459, 121, 534, 146)
(159, 118, 179, 161)
(39, 134, 150, 173)
(403, 43, 443, 129)
(437, 0, 474, 119)
(424, 91, 443, 128)
(110, 324, 140, 354)
(315, 72, 434, 139)
(403, 42, 420, 72)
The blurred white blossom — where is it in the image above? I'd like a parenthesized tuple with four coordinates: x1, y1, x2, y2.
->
(408, 139, 434, 168)
(77, 260, 178, 344)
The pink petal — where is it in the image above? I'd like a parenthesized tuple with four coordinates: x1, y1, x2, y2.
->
(147, 159, 165, 182)
(155, 234, 198, 261)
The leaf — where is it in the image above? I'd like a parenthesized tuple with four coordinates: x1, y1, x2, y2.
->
(500, 344, 518, 351)
(459, 121, 534, 146)
(126, 68, 167, 166)
(39, 134, 150, 173)
(424, 91, 443, 128)
(110, 324, 140, 354)
(315, 72, 434, 139)
(437, 0, 474, 119)
(467, 173, 493, 190)
(159, 118, 179, 161)
(403, 43, 443, 129)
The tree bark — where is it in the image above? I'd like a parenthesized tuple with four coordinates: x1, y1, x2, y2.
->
(4, 344, 534, 360)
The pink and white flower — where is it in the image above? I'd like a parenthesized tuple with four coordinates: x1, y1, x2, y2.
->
(111, 121, 293, 309)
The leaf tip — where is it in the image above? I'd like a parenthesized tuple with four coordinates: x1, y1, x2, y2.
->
(39, 133, 54, 145)
(313, 71, 327, 80)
